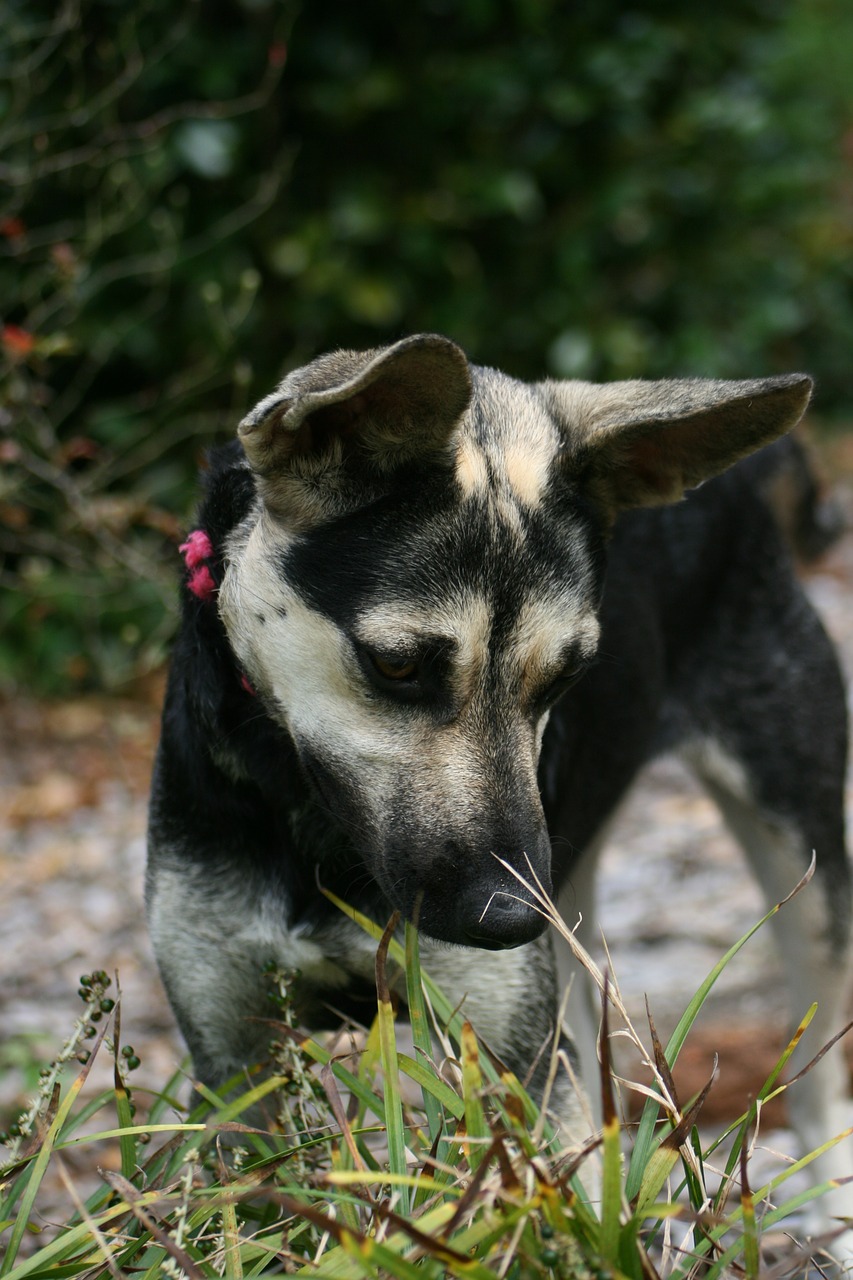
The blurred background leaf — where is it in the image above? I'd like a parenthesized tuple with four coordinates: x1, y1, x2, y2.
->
(2, 0, 852, 691)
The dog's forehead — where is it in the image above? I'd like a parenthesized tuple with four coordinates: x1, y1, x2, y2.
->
(247, 362, 604, 655)
(456, 366, 562, 511)
(273, 473, 602, 667)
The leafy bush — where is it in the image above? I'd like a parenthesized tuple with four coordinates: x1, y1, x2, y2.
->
(3, 0, 852, 691)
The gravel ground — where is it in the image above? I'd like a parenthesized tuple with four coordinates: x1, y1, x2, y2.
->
(3, 477, 853, 1257)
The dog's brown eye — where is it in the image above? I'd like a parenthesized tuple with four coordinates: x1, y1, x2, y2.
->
(371, 654, 419, 681)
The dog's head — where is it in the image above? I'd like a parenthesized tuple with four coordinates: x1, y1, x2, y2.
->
(218, 334, 811, 949)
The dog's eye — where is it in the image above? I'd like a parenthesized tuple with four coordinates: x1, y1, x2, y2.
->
(542, 661, 587, 703)
(370, 654, 419, 682)
(356, 638, 455, 703)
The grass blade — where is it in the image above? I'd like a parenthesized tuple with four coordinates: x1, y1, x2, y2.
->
(220, 1192, 244, 1280)
(738, 1132, 760, 1280)
(396, 1053, 463, 1119)
(113, 1066, 137, 1182)
(110, 994, 138, 1183)
(598, 976, 623, 1265)
(459, 1022, 488, 1172)
(376, 913, 411, 1214)
(599, 1111, 623, 1264)
(404, 921, 444, 1146)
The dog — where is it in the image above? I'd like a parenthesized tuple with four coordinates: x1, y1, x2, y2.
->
(147, 333, 851, 1245)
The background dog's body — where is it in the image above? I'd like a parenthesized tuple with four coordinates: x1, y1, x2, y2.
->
(148, 335, 851, 1240)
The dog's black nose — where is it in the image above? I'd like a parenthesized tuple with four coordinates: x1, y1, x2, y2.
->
(461, 892, 546, 950)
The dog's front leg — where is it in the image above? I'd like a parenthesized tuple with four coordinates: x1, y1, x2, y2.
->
(146, 860, 355, 1102)
(419, 932, 593, 1151)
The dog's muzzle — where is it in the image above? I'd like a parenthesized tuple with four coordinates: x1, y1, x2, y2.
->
(391, 835, 552, 950)
(458, 886, 548, 949)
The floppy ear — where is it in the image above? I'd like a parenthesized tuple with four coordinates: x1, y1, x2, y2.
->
(238, 333, 471, 523)
(538, 373, 813, 516)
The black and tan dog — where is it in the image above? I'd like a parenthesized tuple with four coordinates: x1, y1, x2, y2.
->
(147, 334, 851, 1240)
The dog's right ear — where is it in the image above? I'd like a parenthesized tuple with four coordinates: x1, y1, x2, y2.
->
(539, 372, 813, 520)
(238, 333, 471, 523)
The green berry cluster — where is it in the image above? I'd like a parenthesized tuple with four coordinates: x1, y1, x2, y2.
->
(77, 970, 115, 1017)
(121, 1044, 142, 1072)
(75, 971, 115, 1062)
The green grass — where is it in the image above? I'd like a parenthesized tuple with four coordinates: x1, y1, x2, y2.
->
(1, 873, 849, 1278)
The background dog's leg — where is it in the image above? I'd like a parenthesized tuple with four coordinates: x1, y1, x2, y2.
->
(685, 723, 853, 1257)
(666, 559, 853, 1258)
(690, 773, 853, 1249)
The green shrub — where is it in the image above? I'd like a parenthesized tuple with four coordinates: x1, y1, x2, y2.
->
(3, 0, 852, 691)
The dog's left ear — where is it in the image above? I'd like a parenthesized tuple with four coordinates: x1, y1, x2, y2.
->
(539, 373, 813, 514)
(238, 333, 471, 504)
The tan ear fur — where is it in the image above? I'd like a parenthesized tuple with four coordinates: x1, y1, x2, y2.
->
(539, 373, 813, 515)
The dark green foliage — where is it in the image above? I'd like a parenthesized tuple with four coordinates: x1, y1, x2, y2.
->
(2, 0, 851, 690)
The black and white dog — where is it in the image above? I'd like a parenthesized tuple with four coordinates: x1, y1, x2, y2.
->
(147, 334, 851, 1239)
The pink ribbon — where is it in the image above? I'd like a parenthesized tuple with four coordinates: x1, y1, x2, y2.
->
(179, 530, 216, 602)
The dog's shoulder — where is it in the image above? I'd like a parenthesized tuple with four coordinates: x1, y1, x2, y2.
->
(613, 434, 835, 571)
(599, 438, 831, 666)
